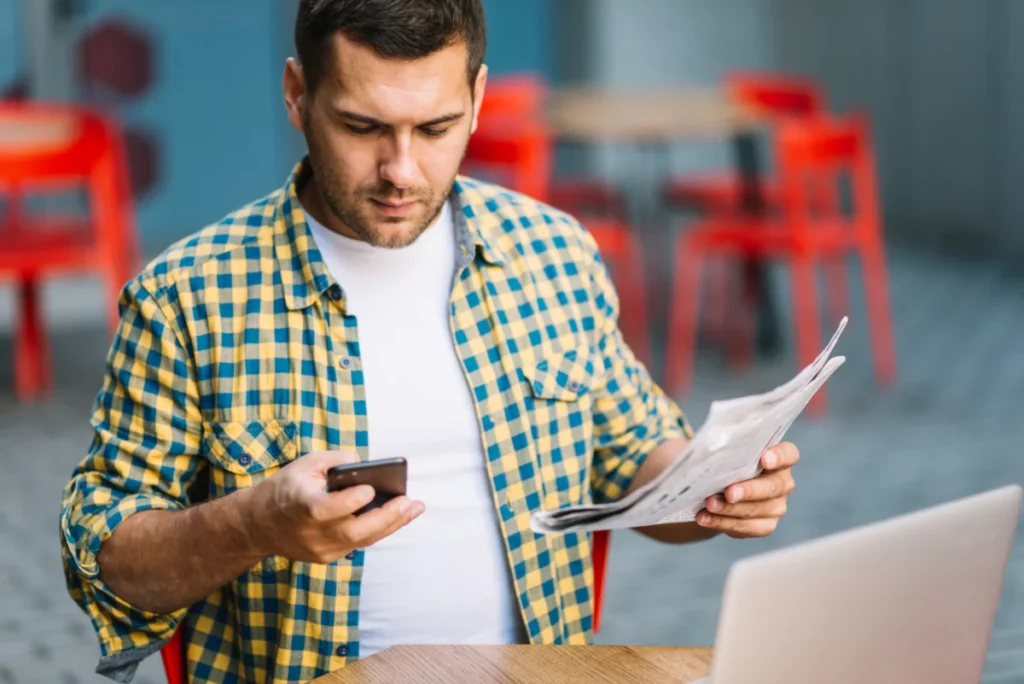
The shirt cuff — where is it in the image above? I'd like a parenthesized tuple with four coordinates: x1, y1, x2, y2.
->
(61, 489, 187, 675)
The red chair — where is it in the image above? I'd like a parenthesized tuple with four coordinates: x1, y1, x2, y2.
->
(0, 103, 139, 401)
(664, 71, 826, 212)
(664, 114, 897, 414)
(665, 72, 826, 361)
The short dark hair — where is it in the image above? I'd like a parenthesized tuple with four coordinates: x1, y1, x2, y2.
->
(295, 0, 487, 97)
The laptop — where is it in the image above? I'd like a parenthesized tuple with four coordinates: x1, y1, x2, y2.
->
(694, 485, 1022, 684)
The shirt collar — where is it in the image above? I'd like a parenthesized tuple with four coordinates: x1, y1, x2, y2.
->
(273, 160, 509, 312)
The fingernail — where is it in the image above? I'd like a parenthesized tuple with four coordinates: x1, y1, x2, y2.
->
(411, 502, 425, 518)
(764, 450, 777, 468)
(697, 512, 710, 526)
(398, 498, 412, 514)
(729, 487, 743, 503)
(707, 497, 722, 512)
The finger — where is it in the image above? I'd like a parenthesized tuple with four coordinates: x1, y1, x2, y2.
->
(724, 468, 794, 504)
(309, 485, 377, 521)
(705, 494, 787, 519)
(697, 512, 778, 538)
(761, 442, 799, 471)
(343, 496, 425, 545)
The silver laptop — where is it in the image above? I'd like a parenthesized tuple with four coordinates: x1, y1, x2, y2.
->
(698, 485, 1022, 684)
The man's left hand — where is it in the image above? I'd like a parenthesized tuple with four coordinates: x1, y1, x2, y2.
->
(696, 442, 799, 539)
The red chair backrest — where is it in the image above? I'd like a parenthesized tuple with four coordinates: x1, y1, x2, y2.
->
(725, 71, 825, 121)
(479, 72, 548, 120)
(776, 113, 882, 242)
(0, 103, 117, 185)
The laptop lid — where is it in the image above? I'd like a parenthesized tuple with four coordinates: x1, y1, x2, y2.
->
(707, 485, 1022, 684)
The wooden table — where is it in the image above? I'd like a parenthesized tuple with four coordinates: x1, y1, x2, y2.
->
(312, 645, 713, 684)
(546, 85, 761, 142)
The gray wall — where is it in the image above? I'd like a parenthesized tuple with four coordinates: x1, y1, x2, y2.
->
(771, 0, 1018, 258)
(565, 0, 1024, 260)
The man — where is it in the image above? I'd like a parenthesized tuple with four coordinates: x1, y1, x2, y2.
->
(60, 1, 800, 682)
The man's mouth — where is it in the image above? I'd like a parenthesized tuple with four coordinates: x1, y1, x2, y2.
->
(370, 198, 419, 217)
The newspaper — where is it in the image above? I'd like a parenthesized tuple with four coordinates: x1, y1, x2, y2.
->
(530, 317, 848, 535)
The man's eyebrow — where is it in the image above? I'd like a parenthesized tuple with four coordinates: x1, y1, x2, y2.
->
(335, 110, 465, 127)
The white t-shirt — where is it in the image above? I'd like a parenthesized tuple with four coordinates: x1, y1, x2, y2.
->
(304, 201, 525, 657)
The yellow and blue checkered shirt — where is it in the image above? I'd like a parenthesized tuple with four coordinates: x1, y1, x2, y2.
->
(60, 160, 691, 683)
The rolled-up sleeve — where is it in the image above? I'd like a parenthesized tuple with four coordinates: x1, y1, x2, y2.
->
(59, 279, 204, 682)
(575, 226, 694, 504)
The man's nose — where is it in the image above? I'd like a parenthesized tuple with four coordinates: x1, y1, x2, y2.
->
(379, 135, 418, 190)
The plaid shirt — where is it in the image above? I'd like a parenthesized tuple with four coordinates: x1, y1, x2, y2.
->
(60, 160, 691, 683)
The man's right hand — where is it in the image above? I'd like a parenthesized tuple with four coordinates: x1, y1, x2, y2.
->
(247, 451, 426, 565)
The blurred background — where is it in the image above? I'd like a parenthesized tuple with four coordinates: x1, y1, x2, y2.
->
(1, 1, 1023, 682)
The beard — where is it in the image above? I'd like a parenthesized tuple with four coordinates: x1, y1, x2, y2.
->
(303, 119, 459, 249)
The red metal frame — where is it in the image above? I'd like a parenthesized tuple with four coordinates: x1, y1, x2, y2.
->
(665, 114, 897, 414)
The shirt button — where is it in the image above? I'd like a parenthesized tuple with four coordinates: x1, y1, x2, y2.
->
(336, 644, 349, 658)
(339, 357, 352, 369)
(238, 454, 252, 467)
(568, 380, 582, 393)
(328, 285, 343, 301)
(345, 551, 357, 560)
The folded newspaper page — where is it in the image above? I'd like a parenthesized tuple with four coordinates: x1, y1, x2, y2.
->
(530, 317, 848, 535)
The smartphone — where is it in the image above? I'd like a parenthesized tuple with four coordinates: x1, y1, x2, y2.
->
(326, 457, 407, 515)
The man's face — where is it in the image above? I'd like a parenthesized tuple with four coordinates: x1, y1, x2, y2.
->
(285, 34, 487, 249)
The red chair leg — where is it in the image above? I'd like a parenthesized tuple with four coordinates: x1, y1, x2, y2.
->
(90, 150, 133, 337)
(861, 243, 897, 387)
(665, 235, 705, 399)
(161, 627, 187, 684)
(14, 277, 51, 401)
(703, 258, 728, 345)
(727, 258, 758, 373)
(790, 255, 826, 414)
(825, 254, 850, 326)
(591, 530, 610, 633)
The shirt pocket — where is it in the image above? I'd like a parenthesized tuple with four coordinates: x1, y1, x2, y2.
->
(204, 419, 300, 491)
(203, 419, 300, 576)
(522, 348, 596, 508)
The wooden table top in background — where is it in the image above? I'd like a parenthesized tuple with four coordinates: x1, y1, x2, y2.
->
(312, 645, 713, 684)
(0, 112, 77, 154)
(546, 85, 763, 142)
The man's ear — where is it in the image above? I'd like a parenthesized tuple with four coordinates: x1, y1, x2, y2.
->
(470, 63, 489, 135)
(284, 57, 308, 132)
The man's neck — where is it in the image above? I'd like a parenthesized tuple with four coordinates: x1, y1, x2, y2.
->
(298, 177, 362, 242)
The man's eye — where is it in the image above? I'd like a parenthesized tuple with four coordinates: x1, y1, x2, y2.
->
(346, 124, 376, 135)
(421, 127, 450, 138)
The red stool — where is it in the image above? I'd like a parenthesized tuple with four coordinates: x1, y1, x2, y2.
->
(665, 114, 896, 414)
(0, 103, 139, 401)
